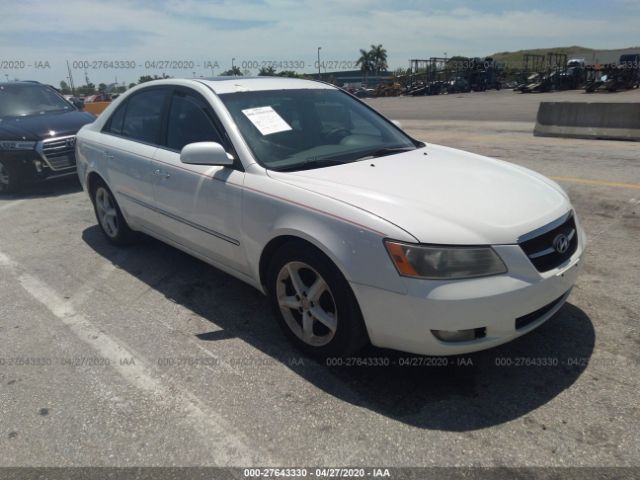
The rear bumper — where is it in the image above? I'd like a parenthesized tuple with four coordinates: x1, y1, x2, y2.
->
(351, 233, 584, 356)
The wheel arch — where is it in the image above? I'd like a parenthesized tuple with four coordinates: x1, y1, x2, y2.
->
(85, 171, 134, 227)
(258, 232, 352, 294)
(86, 171, 107, 201)
(259, 231, 371, 350)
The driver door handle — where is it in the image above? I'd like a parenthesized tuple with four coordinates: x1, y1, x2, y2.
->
(153, 169, 170, 179)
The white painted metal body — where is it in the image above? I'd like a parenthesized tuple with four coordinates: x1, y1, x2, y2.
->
(77, 78, 584, 355)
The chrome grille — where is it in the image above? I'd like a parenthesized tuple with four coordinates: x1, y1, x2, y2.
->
(519, 213, 578, 272)
(40, 136, 77, 171)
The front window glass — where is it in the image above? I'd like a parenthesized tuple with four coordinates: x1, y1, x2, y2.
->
(0, 83, 74, 118)
(219, 89, 418, 171)
(166, 92, 223, 151)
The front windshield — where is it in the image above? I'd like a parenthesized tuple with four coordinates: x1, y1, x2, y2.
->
(0, 83, 74, 118)
(219, 89, 418, 171)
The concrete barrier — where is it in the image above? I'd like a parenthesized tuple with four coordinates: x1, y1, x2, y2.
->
(534, 102, 640, 141)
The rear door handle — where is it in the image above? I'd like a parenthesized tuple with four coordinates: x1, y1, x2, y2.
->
(154, 169, 170, 179)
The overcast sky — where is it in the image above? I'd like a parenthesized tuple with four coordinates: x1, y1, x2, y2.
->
(0, 0, 638, 86)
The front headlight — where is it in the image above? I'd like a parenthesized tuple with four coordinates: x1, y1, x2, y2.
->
(384, 240, 507, 280)
(0, 140, 36, 151)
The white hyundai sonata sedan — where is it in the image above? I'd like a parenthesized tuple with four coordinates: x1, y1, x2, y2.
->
(76, 77, 584, 357)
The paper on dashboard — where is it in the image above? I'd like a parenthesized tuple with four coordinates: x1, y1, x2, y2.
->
(242, 106, 292, 136)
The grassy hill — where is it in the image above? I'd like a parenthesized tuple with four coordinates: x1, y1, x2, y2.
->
(489, 46, 640, 67)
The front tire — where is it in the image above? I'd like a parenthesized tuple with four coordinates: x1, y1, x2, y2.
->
(0, 159, 23, 195)
(267, 242, 368, 357)
(92, 180, 137, 245)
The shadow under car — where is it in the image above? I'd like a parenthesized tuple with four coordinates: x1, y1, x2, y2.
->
(82, 225, 595, 431)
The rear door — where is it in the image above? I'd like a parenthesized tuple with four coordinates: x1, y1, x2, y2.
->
(101, 87, 171, 230)
(151, 87, 247, 273)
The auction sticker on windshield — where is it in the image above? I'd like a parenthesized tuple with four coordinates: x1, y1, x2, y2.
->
(242, 106, 292, 136)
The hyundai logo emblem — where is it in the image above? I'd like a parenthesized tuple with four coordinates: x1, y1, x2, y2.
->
(66, 137, 76, 148)
(553, 233, 570, 254)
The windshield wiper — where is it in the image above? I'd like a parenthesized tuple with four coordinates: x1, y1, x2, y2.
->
(272, 146, 418, 172)
(354, 146, 416, 161)
(273, 158, 350, 172)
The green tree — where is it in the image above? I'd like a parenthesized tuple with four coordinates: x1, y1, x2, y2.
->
(369, 44, 388, 74)
(447, 56, 469, 64)
(275, 70, 298, 78)
(356, 48, 374, 83)
(221, 66, 243, 76)
(98, 83, 108, 92)
(59, 80, 71, 94)
(258, 66, 276, 76)
(76, 83, 96, 95)
(128, 82, 137, 89)
(137, 74, 170, 84)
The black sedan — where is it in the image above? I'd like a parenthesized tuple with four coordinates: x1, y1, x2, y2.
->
(0, 82, 95, 194)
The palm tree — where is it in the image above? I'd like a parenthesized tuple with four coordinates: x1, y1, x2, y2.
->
(370, 44, 388, 74)
(221, 66, 243, 76)
(258, 66, 276, 76)
(356, 48, 374, 83)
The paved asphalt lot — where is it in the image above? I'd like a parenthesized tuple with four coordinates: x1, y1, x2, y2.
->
(0, 90, 639, 468)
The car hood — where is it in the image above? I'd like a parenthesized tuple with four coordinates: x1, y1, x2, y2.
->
(268, 144, 570, 245)
(0, 110, 95, 141)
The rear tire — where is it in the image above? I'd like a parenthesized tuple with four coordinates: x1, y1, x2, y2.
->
(91, 179, 137, 245)
(267, 241, 369, 358)
(0, 159, 23, 195)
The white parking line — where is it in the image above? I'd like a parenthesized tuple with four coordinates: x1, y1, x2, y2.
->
(0, 248, 267, 466)
(67, 256, 241, 377)
(0, 250, 19, 268)
(66, 256, 122, 308)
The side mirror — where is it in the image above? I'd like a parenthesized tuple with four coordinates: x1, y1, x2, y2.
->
(180, 142, 234, 166)
(391, 120, 402, 129)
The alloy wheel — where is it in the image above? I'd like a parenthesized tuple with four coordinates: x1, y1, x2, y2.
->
(276, 261, 338, 347)
(95, 187, 119, 238)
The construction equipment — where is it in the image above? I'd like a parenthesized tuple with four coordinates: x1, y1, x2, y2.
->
(402, 56, 504, 95)
(519, 53, 563, 92)
(557, 59, 587, 90)
(373, 81, 402, 97)
(446, 77, 471, 93)
(448, 57, 504, 91)
(519, 52, 586, 92)
(585, 54, 640, 93)
(515, 54, 545, 91)
(405, 58, 448, 95)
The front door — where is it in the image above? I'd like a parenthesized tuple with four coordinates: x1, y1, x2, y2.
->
(150, 88, 247, 274)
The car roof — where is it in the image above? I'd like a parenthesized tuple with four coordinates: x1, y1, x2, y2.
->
(140, 77, 336, 95)
(3, 81, 44, 86)
(1, 81, 61, 92)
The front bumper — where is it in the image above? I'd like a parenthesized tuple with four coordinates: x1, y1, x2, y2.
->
(351, 229, 585, 356)
(0, 150, 76, 181)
